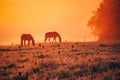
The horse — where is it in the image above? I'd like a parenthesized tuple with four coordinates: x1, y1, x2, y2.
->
(44, 31, 62, 43)
(21, 34, 35, 47)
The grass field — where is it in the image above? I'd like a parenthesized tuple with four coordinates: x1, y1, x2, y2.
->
(0, 42, 120, 80)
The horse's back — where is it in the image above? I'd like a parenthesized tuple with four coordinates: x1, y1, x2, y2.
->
(45, 32, 59, 37)
(21, 34, 33, 39)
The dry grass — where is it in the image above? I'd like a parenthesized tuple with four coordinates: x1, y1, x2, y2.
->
(0, 42, 120, 80)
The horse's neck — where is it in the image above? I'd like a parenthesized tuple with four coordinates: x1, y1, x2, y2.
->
(58, 34, 61, 42)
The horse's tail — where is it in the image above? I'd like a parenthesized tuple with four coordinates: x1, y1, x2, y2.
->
(44, 33, 47, 43)
(21, 35, 23, 47)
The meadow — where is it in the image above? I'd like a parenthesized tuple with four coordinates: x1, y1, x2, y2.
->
(0, 42, 120, 80)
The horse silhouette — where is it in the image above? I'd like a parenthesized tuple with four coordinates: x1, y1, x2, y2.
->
(21, 34, 35, 47)
(44, 31, 62, 43)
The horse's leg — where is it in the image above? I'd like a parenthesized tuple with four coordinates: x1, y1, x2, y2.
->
(54, 37, 56, 43)
(52, 38, 55, 43)
(52, 37, 56, 43)
(48, 37, 50, 43)
(24, 40, 26, 47)
(28, 40, 30, 46)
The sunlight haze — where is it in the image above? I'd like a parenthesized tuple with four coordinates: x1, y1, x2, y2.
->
(0, 0, 102, 45)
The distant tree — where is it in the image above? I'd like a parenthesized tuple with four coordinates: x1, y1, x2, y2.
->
(88, 0, 120, 42)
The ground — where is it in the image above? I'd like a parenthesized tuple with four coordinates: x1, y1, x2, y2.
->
(0, 42, 120, 80)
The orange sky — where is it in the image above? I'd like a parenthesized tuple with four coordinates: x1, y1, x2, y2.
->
(0, 0, 102, 45)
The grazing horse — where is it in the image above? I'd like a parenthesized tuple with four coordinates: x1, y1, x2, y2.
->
(44, 31, 62, 43)
(21, 34, 35, 47)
